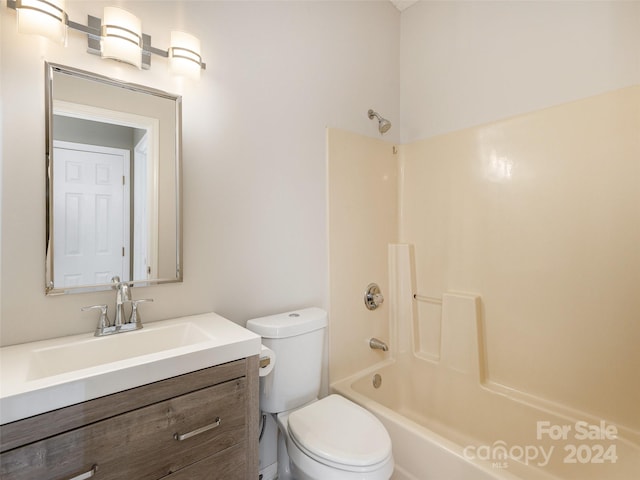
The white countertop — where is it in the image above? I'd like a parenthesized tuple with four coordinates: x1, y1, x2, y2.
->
(0, 312, 261, 424)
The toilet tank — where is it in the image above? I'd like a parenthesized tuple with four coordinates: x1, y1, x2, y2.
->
(246, 307, 327, 414)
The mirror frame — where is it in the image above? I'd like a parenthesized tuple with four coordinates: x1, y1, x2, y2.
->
(45, 62, 183, 295)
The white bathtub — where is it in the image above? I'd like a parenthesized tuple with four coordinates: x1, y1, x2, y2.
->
(332, 358, 640, 480)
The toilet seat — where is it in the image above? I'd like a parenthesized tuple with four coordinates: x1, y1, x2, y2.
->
(287, 436, 394, 480)
(287, 395, 392, 472)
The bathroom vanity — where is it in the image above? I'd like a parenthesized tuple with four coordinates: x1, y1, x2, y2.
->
(0, 313, 261, 480)
(0, 358, 258, 479)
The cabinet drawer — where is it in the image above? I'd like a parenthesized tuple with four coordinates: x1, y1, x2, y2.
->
(0, 378, 246, 480)
(161, 442, 247, 480)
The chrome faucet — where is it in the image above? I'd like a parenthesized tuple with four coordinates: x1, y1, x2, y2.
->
(112, 276, 131, 327)
(369, 337, 389, 352)
(81, 278, 152, 336)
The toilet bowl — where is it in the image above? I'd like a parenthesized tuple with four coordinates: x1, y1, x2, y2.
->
(246, 308, 394, 480)
(279, 395, 394, 480)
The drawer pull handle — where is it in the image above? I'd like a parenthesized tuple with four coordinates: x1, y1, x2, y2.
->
(64, 465, 97, 480)
(174, 417, 221, 441)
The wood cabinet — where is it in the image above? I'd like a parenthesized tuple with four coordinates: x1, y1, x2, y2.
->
(0, 356, 259, 480)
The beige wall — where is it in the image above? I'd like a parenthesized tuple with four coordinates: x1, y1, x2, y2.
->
(400, 0, 640, 142)
(0, 1, 400, 346)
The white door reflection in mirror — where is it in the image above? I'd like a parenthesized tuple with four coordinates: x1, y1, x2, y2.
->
(51, 99, 160, 290)
(53, 141, 130, 287)
(133, 134, 156, 280)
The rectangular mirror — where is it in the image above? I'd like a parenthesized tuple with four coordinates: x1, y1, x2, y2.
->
(45, 63, 182, 294)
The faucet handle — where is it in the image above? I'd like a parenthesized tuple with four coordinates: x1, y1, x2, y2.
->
(81, 304, 111, 334)
(364, 283, 384, 310)
(129, 299, 153, 327)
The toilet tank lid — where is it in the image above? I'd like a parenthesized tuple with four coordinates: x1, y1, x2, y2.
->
(246, 307, 327, 338)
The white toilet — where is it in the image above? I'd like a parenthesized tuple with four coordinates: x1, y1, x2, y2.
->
(246, 307, 394, 480)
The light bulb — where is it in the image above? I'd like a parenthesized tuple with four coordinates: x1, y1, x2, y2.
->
(101, 7, 142, 69)
(169, 31, 202, 79)
(17, 0, 67, 44)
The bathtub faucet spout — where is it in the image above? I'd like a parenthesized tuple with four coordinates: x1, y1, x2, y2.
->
(369, 337, 389, 352)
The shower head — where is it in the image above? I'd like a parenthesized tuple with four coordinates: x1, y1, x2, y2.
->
(368, 109, 391, 134)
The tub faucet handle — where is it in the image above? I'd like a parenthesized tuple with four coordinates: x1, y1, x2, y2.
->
(364, 283, 384, 310)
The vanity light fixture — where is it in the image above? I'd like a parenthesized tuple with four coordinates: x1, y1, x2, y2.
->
(15, 0, 68, 44)
(7, 0, 206, 74)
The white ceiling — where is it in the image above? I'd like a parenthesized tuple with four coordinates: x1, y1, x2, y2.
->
(390, 0, 419, 12)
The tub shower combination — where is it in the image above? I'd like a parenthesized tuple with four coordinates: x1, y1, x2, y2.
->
(332, 245, 639, 480)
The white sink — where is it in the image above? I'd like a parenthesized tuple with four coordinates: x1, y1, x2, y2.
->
(27, 322, 213, 379)
(0, 312, 262, 424)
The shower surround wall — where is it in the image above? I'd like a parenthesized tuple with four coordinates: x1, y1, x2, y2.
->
(328, 87, 640, 478)
(400, 86, 640, 436)
(327, 128, 397, 382)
